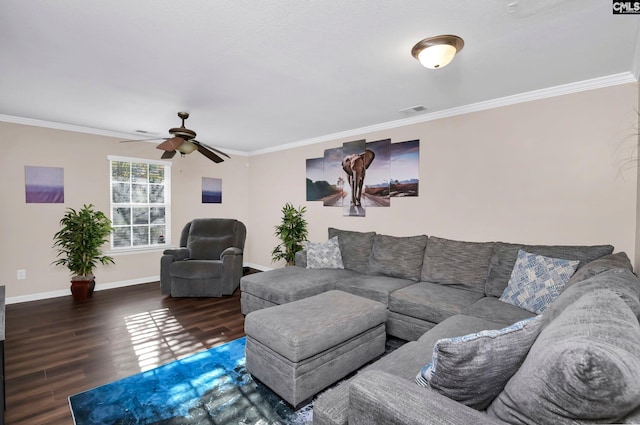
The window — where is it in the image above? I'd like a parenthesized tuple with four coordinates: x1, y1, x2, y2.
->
(109, 156, 171, 250)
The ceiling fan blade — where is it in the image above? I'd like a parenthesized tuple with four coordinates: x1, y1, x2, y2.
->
(120, 137, 165, 143)
(194, 142, 224, 163)
(192, 140, 231, 159)
(156, 137, 184, 151)
(161, 150, 177, 159)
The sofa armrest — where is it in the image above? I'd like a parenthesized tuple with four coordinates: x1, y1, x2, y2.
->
(220, 247, 242, 258)
(349, 371, 508, 425)
(163, 247, 190, 261)
(160, 248, 189, 294)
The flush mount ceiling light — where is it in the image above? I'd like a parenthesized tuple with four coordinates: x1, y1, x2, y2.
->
(411, 35, 464, 69)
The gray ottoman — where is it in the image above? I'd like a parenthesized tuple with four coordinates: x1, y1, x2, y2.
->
(244, 290, 386, 408)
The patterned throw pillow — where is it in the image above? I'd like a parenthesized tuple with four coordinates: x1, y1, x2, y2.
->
(500, 250, 579, 314)
(415, 316, 542, 410)
(305, 237, 344, 269)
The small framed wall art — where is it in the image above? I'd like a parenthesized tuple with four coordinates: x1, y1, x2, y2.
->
(25, 165, 64, 203)
(202, 177, 222, 203)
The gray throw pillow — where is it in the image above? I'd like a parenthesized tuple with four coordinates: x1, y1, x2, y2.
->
(305, 237, 344, 269)
(421, 236, 495, 293)
(541, 268, 640, 328)
(485, 243, 614, 298)
(366, 234, 427, 281)
(328, 228, 376, 274)
(488, 290, 640, 424)
(567, 252, 633, 286)
(415, 316, 542, 410)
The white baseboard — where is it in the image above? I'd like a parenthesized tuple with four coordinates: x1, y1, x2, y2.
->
(244, 263, 273, 271)
(6, 276, 160, 305)
(7, 264, 277, 304)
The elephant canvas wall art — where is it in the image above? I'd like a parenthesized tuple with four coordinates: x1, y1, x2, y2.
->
(340, 140, 367, 216)
(390, 140, 420, 197)
(306, 158, 327, 202)
(322, 147, 345, 207)
(342, 149, 375, 207)
(305, 138, 419, 217)
(361, 138, 391, 207)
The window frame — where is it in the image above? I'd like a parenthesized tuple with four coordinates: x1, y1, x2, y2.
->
(108, 155, 172, 253)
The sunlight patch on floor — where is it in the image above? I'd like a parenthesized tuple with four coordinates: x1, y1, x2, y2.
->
(125, 308, 207, 371)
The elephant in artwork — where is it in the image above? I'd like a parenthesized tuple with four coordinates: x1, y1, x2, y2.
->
(342, 149, 375, 207)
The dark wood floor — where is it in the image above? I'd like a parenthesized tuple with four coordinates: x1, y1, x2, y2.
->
(4, 282, 247, 425)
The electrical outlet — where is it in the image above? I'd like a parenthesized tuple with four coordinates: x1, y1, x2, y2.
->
(17, 269, 26, 280)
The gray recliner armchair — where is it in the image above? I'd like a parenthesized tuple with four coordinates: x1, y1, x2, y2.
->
(160, 218, 247, 297)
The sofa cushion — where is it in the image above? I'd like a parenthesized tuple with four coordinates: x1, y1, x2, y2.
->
(485, 242, 614, 297)
(389, 282, 484, 324)
(349, 371, 499, 425)
(488, 290, 640, 424)
(314, 340, 429, 425)
(171, 259, 222, 278)
(314, 314, 506, 425)
(187, 235, 234, 260)
(328, 228, 376, 274)
(305, 236, 344, 269)
(421, 237, 495, 294)
(370, 316, 509, 382)
(567, 252, 633, 286)
(240, 266, 358, 305)
(366, 234, 427, 281)
(336, 274, 415, 306)
(461, 297, 535, 327)
(541, 268, 640, 328)
(416, 316, 542, 410)
(386, 311, 437, 342)
(499, 250, 579, 314)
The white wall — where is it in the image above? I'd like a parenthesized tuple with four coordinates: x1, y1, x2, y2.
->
(248, 83, 639, 269)
(1, 82, 638, 301)
(0, 122, 249, 301)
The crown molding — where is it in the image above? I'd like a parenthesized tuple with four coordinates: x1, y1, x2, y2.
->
(0, 113, 152, 140)
(0, 114, 248, 157)
(1, 72, 636, 159)
(249, 72, 638, 156)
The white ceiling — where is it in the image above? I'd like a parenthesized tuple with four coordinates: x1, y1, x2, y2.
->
(1, 1, 639, 154)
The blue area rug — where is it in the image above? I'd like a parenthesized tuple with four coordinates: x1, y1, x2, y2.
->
(69, 337, 312, 424)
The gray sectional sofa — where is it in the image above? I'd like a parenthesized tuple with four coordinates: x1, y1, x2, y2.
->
(239, 228, 640, 424)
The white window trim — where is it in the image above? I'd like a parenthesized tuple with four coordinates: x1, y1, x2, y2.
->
(108, 155, 172, 167)
(108, 155, 172, 254)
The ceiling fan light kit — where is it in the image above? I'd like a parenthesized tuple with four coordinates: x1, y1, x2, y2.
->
(412, 34, 464, 69)
(175, 140, 198, 154)
(124, 112, 230, 164)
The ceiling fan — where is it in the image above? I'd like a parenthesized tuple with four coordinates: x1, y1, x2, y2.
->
(122, 112, 230, 163)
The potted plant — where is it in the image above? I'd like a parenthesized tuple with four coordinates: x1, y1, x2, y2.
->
(271, 203, 309, 266)
(53, 204, 115, 301)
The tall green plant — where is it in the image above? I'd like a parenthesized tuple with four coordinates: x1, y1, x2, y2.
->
(271, 203, 308, 266)
(53, 204, 115, 278)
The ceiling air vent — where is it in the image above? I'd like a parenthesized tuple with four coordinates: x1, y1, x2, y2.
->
(399, 105, 427, 115)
